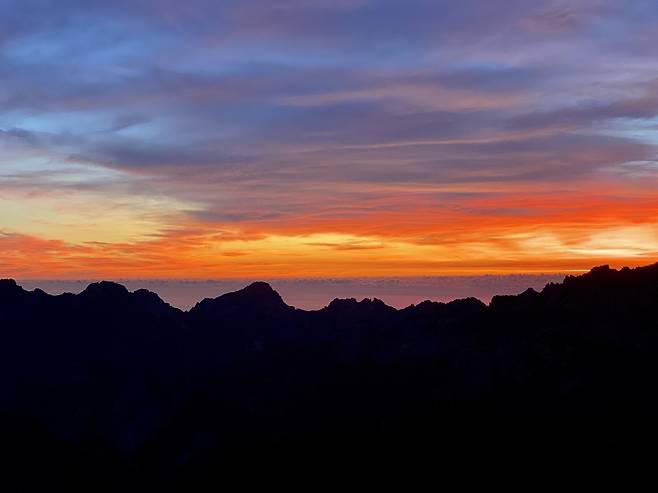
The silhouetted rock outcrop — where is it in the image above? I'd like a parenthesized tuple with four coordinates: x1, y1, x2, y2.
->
(190, 281, 293, 322)
(3, 264, 658, 487)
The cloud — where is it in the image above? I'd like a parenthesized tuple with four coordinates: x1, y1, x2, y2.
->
(519, 0, 608, 33)
(3, 0, 658, 275)
(509, 89, 658, 131)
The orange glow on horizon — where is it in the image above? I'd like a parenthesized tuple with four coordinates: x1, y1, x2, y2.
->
(3, 183, 658, 280)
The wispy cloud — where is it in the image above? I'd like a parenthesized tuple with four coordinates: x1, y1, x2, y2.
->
(2, 0, 658, 276)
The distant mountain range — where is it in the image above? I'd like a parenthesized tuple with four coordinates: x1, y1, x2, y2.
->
(3, 263, 658, 488)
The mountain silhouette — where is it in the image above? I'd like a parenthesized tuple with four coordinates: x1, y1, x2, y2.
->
(3, 264, 658, 487)
(189, 281, 293, 322)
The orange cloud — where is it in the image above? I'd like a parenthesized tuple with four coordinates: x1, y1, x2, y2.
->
(5, 183, 658, 280)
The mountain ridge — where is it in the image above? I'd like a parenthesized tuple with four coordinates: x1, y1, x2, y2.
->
(4, 262, 658, 315)
(3, 262, 658, 486)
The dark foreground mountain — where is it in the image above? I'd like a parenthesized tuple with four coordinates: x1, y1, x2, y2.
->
(2, 264, 658, 487)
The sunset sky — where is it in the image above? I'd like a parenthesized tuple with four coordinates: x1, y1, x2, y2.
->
(2, 0, 658, 279)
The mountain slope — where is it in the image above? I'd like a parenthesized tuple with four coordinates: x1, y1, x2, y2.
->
(3, 263, 658, 486)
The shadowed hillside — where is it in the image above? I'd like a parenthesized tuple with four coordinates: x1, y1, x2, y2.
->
(3, 264, 658, 487)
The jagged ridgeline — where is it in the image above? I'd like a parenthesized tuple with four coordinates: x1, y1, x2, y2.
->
(2, 264, 658, 485)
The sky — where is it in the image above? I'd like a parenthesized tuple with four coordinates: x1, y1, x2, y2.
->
(2, 0, 658, 279)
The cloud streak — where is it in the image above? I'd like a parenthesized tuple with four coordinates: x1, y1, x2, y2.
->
(2, 0, 658, 276)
